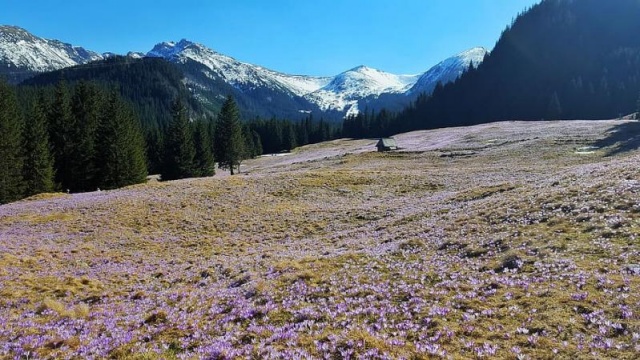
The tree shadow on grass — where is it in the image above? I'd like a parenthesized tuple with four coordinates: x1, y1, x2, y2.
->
(592, 121, 640, 157)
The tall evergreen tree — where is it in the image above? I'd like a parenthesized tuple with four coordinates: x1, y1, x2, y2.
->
(48, 80, 75, 191)
(251, 130, 263, 157)
(281, 122, 297, 151)
(0, 80, 25, 204)
(95, 90, 147, 189)
(22, 96, 55, 197)
(161, 98, 196, 180)
(636, 92, 640, 119)
(145, 127, 165, 175)
(296, 121, 309, 146)
(193, 119, 215, 177)
(241, 125, 260, 159)
(214, 96, 245, 175)
(70, 81, 100, 191)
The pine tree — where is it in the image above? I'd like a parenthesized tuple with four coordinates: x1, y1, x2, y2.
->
(95, 90, 147, 189)
(296, 121, 309, 146)
(0, 80, 25, 204)
(22, 96, 55, 197)
(214, 96, 245, 175)
(144, 127, 164, 175)
(251, 130, 263, 157)
(121, 106, 148, 185)
(70, 81, 100, 191)
(282, 122, 297, 151)
(48, 80, 75, 191)
(241, 125, 260, 159)
(161, 98, 196, 180)
(193, 119, 215, 177)
(636, 92, 640, 119)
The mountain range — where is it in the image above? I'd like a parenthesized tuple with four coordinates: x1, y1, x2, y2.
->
(0, 25, 486, 119)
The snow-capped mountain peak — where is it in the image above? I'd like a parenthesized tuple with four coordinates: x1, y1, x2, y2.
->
(306, 65, 419, 116)
(0, 25, 102, 74)
(126, 51, 145, 59)
(146, 37, 486, 117)
(147, 39, 201, 59)
(409, 47, 488, 95)
(325, 65, 418, 95)
(458, 47, 488, 65)
(147, 38, 331, 97)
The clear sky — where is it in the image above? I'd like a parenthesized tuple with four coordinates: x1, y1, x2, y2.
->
(1, 0, 540, 76)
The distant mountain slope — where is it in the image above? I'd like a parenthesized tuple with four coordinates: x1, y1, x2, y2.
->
(148, 40, 332, 97)
(147, 39, 486, 119)
(306, 66, 419, 117)
(146, 40, 334, 120)
(2, 25, 486, 120)
(408, 47, 487, 95)
(308, 47, 486, 115)
(395, 0, 640, 131)
(21, 56, 202, 128)
(0, 25, 102, 83)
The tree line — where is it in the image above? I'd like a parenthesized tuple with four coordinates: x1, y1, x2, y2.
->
(1, 77, 341, 204)
(155, 98, 340, 178)
(0, 79, 147, 204)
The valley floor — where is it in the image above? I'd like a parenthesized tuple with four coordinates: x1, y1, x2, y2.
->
(1, 120, 640, 359)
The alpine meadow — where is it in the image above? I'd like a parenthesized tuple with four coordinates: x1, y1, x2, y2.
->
(1, 0, 640, 359)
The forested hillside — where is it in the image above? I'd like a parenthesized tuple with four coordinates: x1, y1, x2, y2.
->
(20, 56, 203, 129)
(18, 56, 340, 152)
(352, 0, 640, 136)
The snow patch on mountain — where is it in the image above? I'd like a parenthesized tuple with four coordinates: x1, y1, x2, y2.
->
(146, 39, 487, 115)
(300, 49, 487, 113)
(305, 65, 419, 112)
(324, 65, 418, 94)
(147, 39, 330, 96)
(409, 47, 488, 95)
(0, 25, 102, 73)
(127, 51, 145, 59)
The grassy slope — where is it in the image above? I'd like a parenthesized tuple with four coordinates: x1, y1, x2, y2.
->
(1, 120, 639, 359)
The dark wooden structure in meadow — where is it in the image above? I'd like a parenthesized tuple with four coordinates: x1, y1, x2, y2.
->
(376, 138, 398, 152)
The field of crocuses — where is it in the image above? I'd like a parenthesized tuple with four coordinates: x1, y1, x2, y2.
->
(1, 120, 639, 359)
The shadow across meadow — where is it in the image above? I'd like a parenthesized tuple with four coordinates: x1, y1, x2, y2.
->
(592, 121, 640, 156)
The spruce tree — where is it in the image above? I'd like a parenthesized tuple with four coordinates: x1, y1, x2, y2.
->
(193, 119, 215, 177)
(161, 98, 196, 181)
(49, 80, 75, 191)
(0, 80, 25, 204)
(214, 96, 245, 175)
(120, 106, 148, 185)
(22, 96, 55, 197)
(144, 127, 164, 175)
(282, 122, 297, 151)
(70, 81, 100, 191)
(251, 130, 263, 157)
(96, 90, 147, 189)
(296, 121, 309, 146)
(241, 125, 258, 159)
(636, 92, 640, 119)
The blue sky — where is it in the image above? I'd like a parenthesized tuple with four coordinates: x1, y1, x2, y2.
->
(2, 0, 540, 76)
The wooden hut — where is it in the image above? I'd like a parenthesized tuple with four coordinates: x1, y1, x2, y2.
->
(376, 138, 398, 152)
